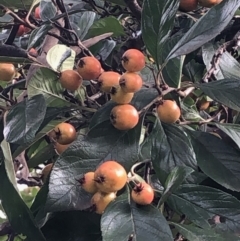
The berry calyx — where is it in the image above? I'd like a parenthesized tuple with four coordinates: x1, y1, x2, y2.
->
(94, 160, 127, 193)
(59, 69, 83, 91)
(156, 100, 181, 124)
(179, 0, 198, 12)
(119, 72, 143, 93)
(50, 122, 77, 145)
(91, 191, 116, 214)
(121, 49, 145, 72)
(77, 56, 102, 80)
(0, 63, 16, 82)
(110, 104, 139, 131)
(98, 71, 121, 93)
(110, 86, 134, 104)
(79, 172, 98, 194)
(131, 182, 154, 205)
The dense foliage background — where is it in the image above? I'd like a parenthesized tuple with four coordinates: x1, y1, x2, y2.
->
(1, 0, 240, 240)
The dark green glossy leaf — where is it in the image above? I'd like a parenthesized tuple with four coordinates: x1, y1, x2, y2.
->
(4, 94, 46, 145)
(168, 184, 240, 232)
(160, 166, 194, 204)
(101, 187, 173, 241)
(40, 0, 57, 21)
(151, 120, 197, 184)
(0, 153, 46, 241)
(195, 79, 240, 111)
(214, 123, 240, 149)
(187, 130, 240, 192)
(46, 117, 143, 211)
(141, 0, 179, 66)
(87, 16, 125, 38)
(172, 223, 240, 241)
(167, 0, 240, 60)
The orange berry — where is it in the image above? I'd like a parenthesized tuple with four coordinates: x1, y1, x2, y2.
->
(54, 142, 70, 155)
(179, 0, 198, 12)
(110, 86, 134, 104)
(110, 104, 139, 130)
(34, 6, 41, 19)
(119, 72, 143, 93)
(77, 56, 102, 80)
(156, 100, 181, 124)
(121, 49, 145, 72)
(131, 182, 154, 205)
(0, 63, 15, 81)
(98, 71, 121, 93)
(94, 160, 127, 193)
(91, 192, 116, 214)
(79, 172, 98, 194)
(17, 25, 25, 36)
(59, 69, 82, 91)
(198, 0, 222, 7)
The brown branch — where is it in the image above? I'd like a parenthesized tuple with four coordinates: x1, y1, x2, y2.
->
(123, 0, 142, 20)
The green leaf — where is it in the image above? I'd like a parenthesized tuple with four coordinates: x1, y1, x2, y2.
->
(187, 130, 240, 192)
(0, 153, 46, 241)
(195, 79, 240, 111)
(46, 118, 143, 212)
(150, 120, 197, 184)
(160, 34, 185, 88)
(4, 94, 47, 145)
(168, 184, 240, 232)
(141, 0, 179, 66)
(214, 123, 240, 149)
(46, 44, 75, 72)
(72, 11, 96, 40)
(172, 223, 240, 241)
(166, 0, 240, 60)
(28, 67, 72, 107)
(160, 166, 194, 205)
(101, 186, 173, 241)
(40, 0, 57, 21)
(86, 16, 125, 38)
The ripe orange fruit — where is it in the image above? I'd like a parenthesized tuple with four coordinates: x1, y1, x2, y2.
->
(50, 123, 77, 145)
(156, 100, 181, 124)
(119, 72, 143, 93)
(94, 160, 127, 193)
(77, 56, 102, 80)
(198, 0, 222, 7)
(110, 104, 139, 130)
(179, 0, 198, 12)
(91, 192, 116, 214)
(131, 182, 154, 205)
(34, 6, 41, 19)
(98, 71, 121, 93)
(17, 25, 25, 36)
(110, 86, 134, 104)
(42, 163, 53, 183)
(197, 98, 210, 111)
(79, 172, 98, 194)
(54, 142, 70, 155)
(121, 49, 145, 72)
(59, 69, 83, 91)
(0, 63, 15, 81)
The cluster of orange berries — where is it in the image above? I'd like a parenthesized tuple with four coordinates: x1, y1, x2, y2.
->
(80, 160, 154, 214)
(179, 0, 222, 12)
(59, 48, 146, 131)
